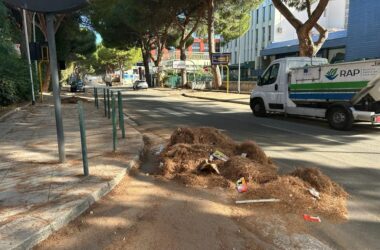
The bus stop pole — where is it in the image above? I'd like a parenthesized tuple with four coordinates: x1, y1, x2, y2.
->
(46, 13, 66, 163)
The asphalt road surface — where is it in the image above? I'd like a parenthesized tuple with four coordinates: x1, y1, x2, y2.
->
(120, 88, 380, 250)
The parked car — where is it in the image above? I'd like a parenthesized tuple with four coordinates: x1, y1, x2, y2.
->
(133, 80, 149, 90)
(69, 74, 85, 92)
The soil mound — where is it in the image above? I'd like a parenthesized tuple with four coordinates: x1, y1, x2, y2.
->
(169, 127, 236, 154)
(158, 127, 348, 220)
(290, 168, 348, 197)
(244, 175, 348, 220)
(235, 141, 271, 165)
(220, 156, 277, 184)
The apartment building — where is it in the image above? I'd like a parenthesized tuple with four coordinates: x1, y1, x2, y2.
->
(223, 0, 348, 79)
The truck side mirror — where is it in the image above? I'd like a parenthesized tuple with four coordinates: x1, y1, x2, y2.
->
(257, 76, 263, 86)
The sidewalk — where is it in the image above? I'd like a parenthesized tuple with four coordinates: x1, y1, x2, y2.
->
(0, 97, 143, 249)
(181, 90, 250, 105)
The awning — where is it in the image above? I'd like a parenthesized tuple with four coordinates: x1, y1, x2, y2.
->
(261, 30, 347, 56)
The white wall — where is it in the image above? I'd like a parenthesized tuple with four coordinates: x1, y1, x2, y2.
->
(273, 0, 347, 42)
(223, 0, 347, 66)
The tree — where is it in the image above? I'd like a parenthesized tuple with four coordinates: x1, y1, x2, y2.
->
(272, 0, 329, 57)
(204, 0, 262, 88)
(89, 0, 176, 86)
(0, 2, 34, 105)
(96, 45, 141, 78)
(171, 0, 204, 87)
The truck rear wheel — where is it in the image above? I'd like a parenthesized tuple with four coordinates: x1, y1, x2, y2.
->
(327, 105, 354, 131)
(250, 99, 266, 117)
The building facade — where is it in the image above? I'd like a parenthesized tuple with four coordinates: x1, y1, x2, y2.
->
(223, 0, 348, 79)
(345, 0, 380, 61)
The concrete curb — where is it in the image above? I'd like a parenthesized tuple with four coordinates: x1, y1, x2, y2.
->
(0, 103, 31, 122)
(11, 130, 144, 250)
(182, 93, 249, 105)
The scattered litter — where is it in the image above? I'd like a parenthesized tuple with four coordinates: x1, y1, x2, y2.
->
(236, 177, 248, 193)
(303, 214, 322, 223)
(212, 150, 229, 162)
(155, 145, 165, 155)
(235, 199, 280, 204)
(241, 153, 247, 158)
(309, 188, 320, 199)
(209, 154, 214, 161)
(146, 173, 150, 176)
(198, 160, 220, 175)
(90, 211, 93, 215)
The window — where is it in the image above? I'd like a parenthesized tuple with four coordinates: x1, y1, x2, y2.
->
(262, 27, 266, 43)
(255, 29, 258, 43)
(269, 5, 272, 20)
(260, 63, 280, 86)
(263, 6, 266, 22)
(256, 9, 259, 24)
(268, 25, 272, 41)
(204, 42, 209, 52)
(192, 42, 200, 52)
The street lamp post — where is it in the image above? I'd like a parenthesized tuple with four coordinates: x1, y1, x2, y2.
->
(237, 23, 241, 94)
(22, 9, 36, 105)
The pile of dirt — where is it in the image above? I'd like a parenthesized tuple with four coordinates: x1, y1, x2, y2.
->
(243, 174, 348, 220)
(158, 127, 348, 220)
(220, 156, 277, 184)
(290, 168, 348, 197)
(61, 96, 88, 104)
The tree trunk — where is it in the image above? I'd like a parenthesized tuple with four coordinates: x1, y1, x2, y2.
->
(207, 0, 222, 89)
(142, 49, 152, 86)
(298, 31, 317, 57)
(180, 45, 187, 87)
(42, 64, 51, 92)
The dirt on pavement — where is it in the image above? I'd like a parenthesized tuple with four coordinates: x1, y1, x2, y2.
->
(35, 129, 339, 250)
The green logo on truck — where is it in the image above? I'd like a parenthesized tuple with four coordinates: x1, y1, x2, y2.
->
(325, 68, 339, 80)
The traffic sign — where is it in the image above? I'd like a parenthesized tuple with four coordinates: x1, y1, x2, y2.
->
(211, 53, 231, 65)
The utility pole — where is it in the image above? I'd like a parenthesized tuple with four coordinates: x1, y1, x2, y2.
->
(46, 13, 65, 163)
(22, 9, 36, 105)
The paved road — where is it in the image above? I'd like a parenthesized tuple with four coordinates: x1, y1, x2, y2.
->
(120, 88, 380, 250)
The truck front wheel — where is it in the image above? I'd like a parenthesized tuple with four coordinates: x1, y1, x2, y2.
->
(250, 99, 266, 117)
(327, 105, 354, 131)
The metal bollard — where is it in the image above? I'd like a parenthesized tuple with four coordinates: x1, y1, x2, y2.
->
(95, 88, 99, 109)
(107, 88, 110, 119)
(118, 91, 126, 138)
(112, 95, 117, 152)
(77, 101, 89, 176)
(103, 88, 107, 117)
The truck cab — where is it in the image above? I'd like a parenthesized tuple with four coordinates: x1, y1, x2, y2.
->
(250, 57, 328, 115)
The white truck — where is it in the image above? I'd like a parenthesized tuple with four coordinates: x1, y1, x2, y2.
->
(250, 57, 380, 130)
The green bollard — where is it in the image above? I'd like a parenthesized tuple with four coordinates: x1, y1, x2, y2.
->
(94, 87, 96, 107)
(112, 95, 117, 152)
(103, 88, 107, 117)
(118, 91, 126, 138)
(107, 88, 110, 119)
(95, 88, 99, 109)
(77, 101, 89, 176)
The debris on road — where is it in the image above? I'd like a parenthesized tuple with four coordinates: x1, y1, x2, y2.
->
(235, 199, 281, 204)
(212, 150, 229, 162)
(236, 177, 248, 193)
(198, 160, 221, 175)
(309, 188, 320, 199)
(303, 214, 322, 223)
(158, 127, 348, 220)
